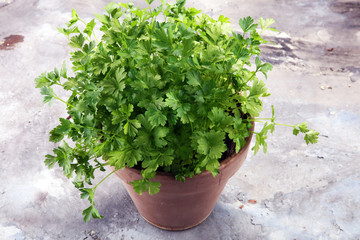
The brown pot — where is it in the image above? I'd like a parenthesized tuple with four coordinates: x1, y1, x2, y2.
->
(114, 128, 253, 231)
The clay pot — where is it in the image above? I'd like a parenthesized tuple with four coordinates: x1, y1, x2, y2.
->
(114, 127, 253, 231)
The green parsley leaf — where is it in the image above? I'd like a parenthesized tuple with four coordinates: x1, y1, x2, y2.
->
(69, 34, 85, 49)
(100, 68, 127, 98)
(153, 25, 172, 50)
(239, 16, 258, 33)
(241, 98, 263, 117)
(178, 23, 195, 39)
(35, 73, 51, 88)
(49, 118, 71, 142)
(130, 179, 148, 195)
(153, 127, 169, 147)
(208, 107, 233, 128)
(182, 38, 194, 58)
(298, 122, 310, 133)
(293, 127, 300, 136)
(304, 130, 319, 144)
(60, 61, 67, 78)
(107, 147, 142, 169)
(145, 0, 155, 5)
(67, 9, 79, 27)
(82, 205, 103, 222)
(260, 63, 273, 79)
(186, 70, 201, 87)
(44, 154, 57, 168)
(104, 2, 119, 14)
(79, 188, 93, 201)
(148, 181, 161, 195)
(259, 17, 279, 32)
(40, 86, 54, 104)
(84, 19, 96, 37)
(249, 78, 268, 97)
(145, 107, 167, 127)
(123, 119, 141, 137)
(196, 130, 226, 159)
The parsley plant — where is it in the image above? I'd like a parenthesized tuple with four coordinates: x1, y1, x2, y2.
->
(35, 0, 319, 222)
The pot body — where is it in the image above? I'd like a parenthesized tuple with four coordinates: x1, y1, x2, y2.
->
(114, 130, 253, 231)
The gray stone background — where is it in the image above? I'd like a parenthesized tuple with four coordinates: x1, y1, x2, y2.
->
(0, 0, 359, 239)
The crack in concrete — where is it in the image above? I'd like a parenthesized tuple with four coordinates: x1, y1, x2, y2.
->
(331, 1, 360, 28)
(83, 230, 102, 240)
(261, 34, 360, 78)
(0, 0, 14, 8)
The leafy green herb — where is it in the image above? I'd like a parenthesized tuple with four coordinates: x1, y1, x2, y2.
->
(35, 0, 319, 222)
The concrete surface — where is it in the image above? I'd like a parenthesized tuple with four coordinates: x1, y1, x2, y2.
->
(0, 0, 359, 239)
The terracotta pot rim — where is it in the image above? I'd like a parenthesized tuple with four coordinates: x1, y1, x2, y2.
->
(121, 122, 254, 180)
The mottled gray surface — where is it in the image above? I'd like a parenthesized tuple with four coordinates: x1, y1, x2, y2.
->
(0, 0, 359, 239)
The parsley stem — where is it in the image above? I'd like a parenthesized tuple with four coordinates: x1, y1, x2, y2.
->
(94, 162, 110, 170)
(253, 119, 294, 128)
(78, 18, 87, 25)
(52, 91, 75, 108)
(92, 33, 99, 44)
(94, 169, 117, 190)
(246, 69, 259, 83)
(254, 117, 272, 120)
(78, 18, 99, 44)
(274, 122, 295, 128)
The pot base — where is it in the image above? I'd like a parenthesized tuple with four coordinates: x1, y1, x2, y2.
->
(141, 210, 213, 231)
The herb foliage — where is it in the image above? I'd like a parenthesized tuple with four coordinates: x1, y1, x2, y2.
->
(35, 0, 319, 222)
